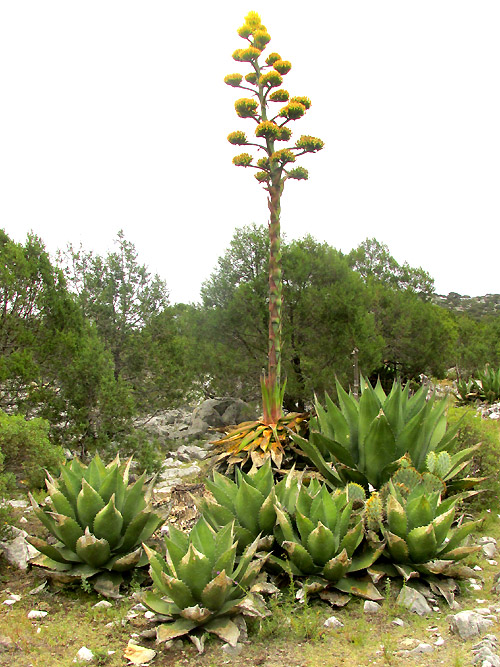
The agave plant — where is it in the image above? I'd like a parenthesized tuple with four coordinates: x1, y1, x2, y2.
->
(28, 454, 163, 595)
(141, 517, 269, 647)
(477, 365, 500, 404)
(380, 475, 481, 579)
(292, 378, 480, 492)
(200, 460, 321, 553)
(271, 484, 384, 600)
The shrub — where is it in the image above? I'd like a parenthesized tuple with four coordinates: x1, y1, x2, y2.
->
(0, 449, 15, 536)
(448, 405, 500, 508)
(0, 411, 65, 489)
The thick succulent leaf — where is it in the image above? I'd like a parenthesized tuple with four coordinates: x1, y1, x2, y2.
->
(441, 545, 481, 561)
(189, 517, 216, 563)
(406, 524, 437, 564)
(76, 479, 105, 530)
(323, 392, 351, 450)
(27, 536, 79, 564)
(339, 521, 364, 558)
(348, 541, 385, 572)
(143, 543, 171, 592)
(121, 473, 147, 526)
(50, 513, 85, 551)
(166, 523, 190, 552)
(30, 553, 73, 571)
(160, 571, 196, 609)
(385, 530, 410, 562)
(98, 464, 120, 505)
(84, 454, 106, 490)
(314, 432, 356, 468)
(307, 523, 337, 566)
(258, 490, 277, 534)
(362, 412, 396, 488)
(93, 495, 123, 549)
(296, 511, 315, 544)
(282, 541, 316, 574)
(180, 604, 212, 623)
(386, 495, 407, 538)
(156, 619, 196, 643)
(47, 486, 77, 520)
(336, 500, 354, 543)
(358, 386, 383, 458)
(105, 546, 142, 572)
(214, 522, 236, 563)
(201, 501, 234, 530)
(141, 591, 177, 617)
(322, 549, 350, 582)
(274, 506, 297, 543)
(206, 472, 238, 510)
(117, 511, 154, 553)
(289, 433, 343, 488)
(233, 534, 262, 582)
(440, 519, 481, 555)
(250, 459, 274, 497)
(201, 571, 233, 611)
(335, 379, 360, 461)
(59, 465, 82, 508)
(75, 528, 111, 567)
(235, 557, 267, 591)
(204, 617, 240, 647)
(177, 545, 213, 602)
(135, 511, 164, 545)
(394, 564, 419, 580)
(28, 493, 65, 541)
(445, 445, 481, 477)
(335, 577, 384, 601)
(406, 495, 434, 533)
(432, 507, 455, 547)
(234, 479, 266, 536)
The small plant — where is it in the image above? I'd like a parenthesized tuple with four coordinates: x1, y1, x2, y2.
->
(141, 517, 269, 647)
(27, 453, 163, 595)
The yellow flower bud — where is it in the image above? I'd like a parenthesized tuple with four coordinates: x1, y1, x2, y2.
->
(296, 135, 325, 152)
(273, 60, 291, 75)
(290, 96, 311, 110)
(224, 73, 243, 87)
(259, 71, 282, 88)
(255, 121, 281, 139)
(245, 11, 262, 29)
(271, 149, 296, 165)
(265, 52, 281, 66)
(253, 30, 271, 50)
(269, 89, 289, 103)
(232, 153, 253, 167)
(257, 157, 270, 170)
(227, 131, 248, 145)
(232, 49, 244, 62)
(255, 171, 270, 182)
(276, 126, 292, 141)
(278, 102, 306, 120)
(234, 98, 258, 118)
(237, 24, 253, 38)
(287, 166, 308, 180)
(239, 46, 261, 62)
(245, 72, 258, 85)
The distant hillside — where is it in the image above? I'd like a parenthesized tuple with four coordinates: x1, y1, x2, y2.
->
(433, 292, 500, 318)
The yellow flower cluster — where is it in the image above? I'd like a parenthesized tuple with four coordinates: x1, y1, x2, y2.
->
(269, 89, 289, 103)
(259, 70, 283, 88)
(245, 72, 258, 85)
(271, 149, 296, 165)
(265, 52, 281, 66)
(227, 131, 248, 145)
(278, 102, 306, 120)
(290, 96, 311, 110)
(245, 11, 262, 29)
(224, 73, 243, 87)
(232, 153, 253, 167)
(277, 126, 292, 141)
(238, 46, 262, 62)
(255, 171, 270, 183)
(234, 98, 258, 118)
(237, 24, 253, 39)
(253, 29, 271, 49)
(257, 157, 270, 170)
(296, 135, 325, 152)
(273, 60, 292, 75)
(255, 121, 281, 139)
(287, 166, 308, 180)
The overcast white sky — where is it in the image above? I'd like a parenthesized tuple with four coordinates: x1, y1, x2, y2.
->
(1, 1, 499, 303)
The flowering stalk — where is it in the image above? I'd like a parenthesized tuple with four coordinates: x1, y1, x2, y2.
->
(225, 11, 324, 425)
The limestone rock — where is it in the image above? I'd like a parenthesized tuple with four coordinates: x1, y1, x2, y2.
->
(449, 610, 496, 640)
(396, 586, 432, 616)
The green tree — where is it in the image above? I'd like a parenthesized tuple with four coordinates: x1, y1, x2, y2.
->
(225, 11, 324, 423)
(348, 238, 435, 300)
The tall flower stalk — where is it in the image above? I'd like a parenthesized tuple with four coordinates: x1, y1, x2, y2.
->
(214, 11, 323, 469)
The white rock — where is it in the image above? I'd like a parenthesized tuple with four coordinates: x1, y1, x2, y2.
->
(73, 646, 94, 662)
(392, 618, 405, 626)
(474, 565, 484, 571)
(324, 615, 344, 628)
(483, 544, 497, 559)
(28, 610, 48, 619)
(410, 642, 434, 655)
(364, 600, 381, 614)
(487, 560, 498, 566)
(449, 611, 496, 640)
(92, 601, 112, 609)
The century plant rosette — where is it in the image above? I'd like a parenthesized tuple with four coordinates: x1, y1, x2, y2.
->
(141, 517, 270, 647)
(271, 484, 384, 600)
(28, 454, 162, 594)
(292, 378, 481, 492)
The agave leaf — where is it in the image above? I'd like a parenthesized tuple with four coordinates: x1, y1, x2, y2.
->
(386, 495, 407, 539)
(406, 524, 437, 564)
(406, 495, 433, 533)
(93, 571, 124, 599)
(348, 540, 385, 572)
(432, 507, 455, 547)
(274, 505, 296, 543)
(201, 500, 234, 530)
(322, 393, 351, 450)
(76, 479, 105, 530)
(339, 521, 364, 559)
(26, 536, 78, 564)
(234, 479, 265, 535)
(141, 591, 177, 617)
(358, 386, 383, 460)
(93, 495, 123, 549)
(50, 513, 85, 551)
(117, 511, 154, 554)
(180, 604, 212, 623)
(143, 543, 171, 593)
(47, 487, 77, 521)
(428, 578, 458, 607)
(84, 454, 106, 490)
(30, 553, 73, 572)
(98, 464, 120, 504)
(189, 517, 216, 563)
(75, 528, 111, 567)
(121, 473, 147, 526)
(205, 473, 238, 510)
(106, 547, 142, 572)
(160, 571, 196, 609)
(307, 523, 337, 566)
(177, 545, 213, 602)
(323, 549, 350, 582)
(201, 571, 233, 611)
(420, 560, 475, 578)
(362, 411, 396, 488)
(385, 530, 410, 562)
(204, 617, 240, 646)
(335, 379, 361, 462)
(234, 525, 255, 552)
(282, 541, 316, 574)
(157, 618, 197, 643)
(59, 465, 82, 508)
(213, 522, 236, 563)
(335, 577, 384, 601)
(290, 433, 343, 488)
(440, 545, 481, 561)
(313, 432, 355, 468)
(439, 519, 482, 555)
(232, 533, 262, 581)
(258, 489, 277, 534)
(295, 511, 315, 544)
(136, 511, 164, 545)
